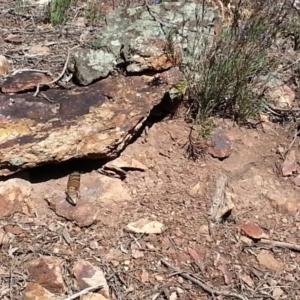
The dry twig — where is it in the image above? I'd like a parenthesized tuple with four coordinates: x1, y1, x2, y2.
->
(9, 261, 14, 300)
(34, 46, 78, 97)
(161, 259, 248, 300)
(11, 69, 51, 76)
(62, 283, 106, 300)
(258, 238, 300, 252)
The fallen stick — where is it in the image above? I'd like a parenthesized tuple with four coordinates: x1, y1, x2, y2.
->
(258, 238, 300, 252)
(34, 45, 78, 97)
(33, 48, 69, 97)
(161, 259, 247, 300)
(62, 283, 106, 300)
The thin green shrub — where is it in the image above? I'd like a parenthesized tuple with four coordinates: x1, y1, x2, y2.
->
(47, 0, 71, 26)
(182, 0, 292, 125)
(85, 0, 103, 26)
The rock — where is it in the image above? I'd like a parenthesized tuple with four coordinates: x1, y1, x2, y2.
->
(240, 236, 253, 246)
(284, 200, 300, 215)
(22, 283, 61, 300)
(281, 150, 297, 176)
(132, 248, 144, 259)
(266, 192, 287, 210)
(169, 292, 177, 300)
(256, 250, 285, 273)
(100, 156, 147, 178)
(68, 49, 116, 86)
(4, 34, 23, 44)
(4, 224, 23, 235)
(272, 287, 284, 299)
(98, 176, 132, 203)
(140, 269, 149, 282)
(253, 175, 263, 186)
(124, 39, 181, 73)
(208, 128, 232, 159)
(105, 248, 124, 263)
(155, 67, 184, 86)
(72, 259, 109, 299)
(26, 257, 66, 294)
(285, 274, 296, 281)
(0, 75, 167, 176)
(217, 263, 233, 285)
(239, 274, 255, 288)
(46, 172, 132, 226)
(1, 71, 51, 93)
(127, 218, 164, 234)
(187, 248, 202, 265)
(89, 240, 98, 250)
(45, 191, 99, 227)
(293, 175, 300, 186)
(28, 46, 51, 55)
(198, 224, 209, 236)
(240, 221, 263, 240)
(187, 182, 205, 197)
(155, 275, 164, 281)
(107, 2, 214, 64)
(69, 2, 215, 85)
(82, 294, 109, 300)
(176, 287, 184, 294)
(0, 178, 31, 219)
(266, 192, 300, 215)
(0, 55, 11, 77)
(75, 17, 86, 27)
(294, 0, 300, 11)
(265, 84, 295, 109)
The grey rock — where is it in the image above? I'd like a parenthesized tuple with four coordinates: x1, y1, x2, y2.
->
(68, 49, 117, 86)
(70, 2, 216, 85)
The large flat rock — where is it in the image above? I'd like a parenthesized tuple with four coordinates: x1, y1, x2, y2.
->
(0, 75, 168, 176)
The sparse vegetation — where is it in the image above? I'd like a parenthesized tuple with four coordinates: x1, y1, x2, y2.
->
(47, 0, 71, 26)
(85, 0, 103, 26)
(14, 0, 29, 15)
(179, 0, 293, 127)
(2, 1, 300, 300)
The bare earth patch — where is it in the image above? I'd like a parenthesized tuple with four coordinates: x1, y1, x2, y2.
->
(1, 1, 300, 300)
(1, 117, 300, 299)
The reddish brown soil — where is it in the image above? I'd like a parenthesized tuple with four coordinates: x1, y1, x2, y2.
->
(1, 1, 300, 300)
(2, 118, 300, 299)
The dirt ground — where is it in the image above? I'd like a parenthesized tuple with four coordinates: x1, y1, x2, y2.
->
(1, 1, 300, 300)
(3, 117, 300, 300)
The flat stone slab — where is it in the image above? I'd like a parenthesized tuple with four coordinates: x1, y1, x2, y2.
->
(0, 75, 168, 176)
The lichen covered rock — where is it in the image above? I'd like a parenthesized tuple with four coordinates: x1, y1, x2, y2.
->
(0, 75, 168, 176)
